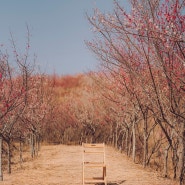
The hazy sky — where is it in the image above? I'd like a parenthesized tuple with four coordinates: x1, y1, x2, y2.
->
(0, 1, 127, 75)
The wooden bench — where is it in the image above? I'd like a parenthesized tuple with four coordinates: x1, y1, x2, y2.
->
(82, 143, 107, 185)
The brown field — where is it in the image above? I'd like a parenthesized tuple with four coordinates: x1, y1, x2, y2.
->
(1, 144, 178, 185)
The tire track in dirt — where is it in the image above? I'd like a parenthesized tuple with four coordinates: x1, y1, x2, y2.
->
(1, 144, 177, 185)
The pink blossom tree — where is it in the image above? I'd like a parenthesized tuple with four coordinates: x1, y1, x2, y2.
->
(86, 0, 185, 183)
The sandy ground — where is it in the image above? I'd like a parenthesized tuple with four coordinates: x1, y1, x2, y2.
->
(0, 144, 178, 185)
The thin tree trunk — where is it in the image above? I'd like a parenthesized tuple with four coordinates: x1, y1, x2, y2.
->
(132, 121, 136, 163)
(112, 132, 114, 147)
(143, 134, 148, 167)
(172, 148, 178, 179)
(115, 122, 118, 149)
(143, 117, 148, 168)
(35, 134, 39, 157)
(80, 132, 83, 145)
(30, 133, 35, 158)
(38, 134, 41, 152)
(19, 137, 23, 168)
(164, 144, 170, 177)
(125, 128, 129, 156)
(7, 140, 11, 174)
(121, 132, 126, 152)
(128, 131, 132, 157)
(0, 135, 3, 181)
(178, 122, 185, 185)
(30, 133, 32, 157)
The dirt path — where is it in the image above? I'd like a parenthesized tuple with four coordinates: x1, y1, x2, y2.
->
(1, 144, 177, 185)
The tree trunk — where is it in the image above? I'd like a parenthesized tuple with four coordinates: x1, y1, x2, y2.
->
(115, 122, 118, 149)
(121, 132, 126, 152)
(177, 122, 185, 185)
(30, 133, 35, 158)
(143, 118, 148, 168)
(143, 135, 148, 167)
(112, 132, 115, 147)
(128, 131, 132, 157)
(19, 137, 23, 168)
(163, 144, 170, 177)
(80, 132, 83, 145)
(7, 140, 11, 174)
(38, 134, 41, 152)
(132, 121, 136, 163)
(172, 148, 178, 179)
(0, 135, 3, 181)
(35, 134, 39, 157)
(125, 128, 129, 156)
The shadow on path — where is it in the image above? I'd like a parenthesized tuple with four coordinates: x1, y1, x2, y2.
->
(96, 180, 126, 185)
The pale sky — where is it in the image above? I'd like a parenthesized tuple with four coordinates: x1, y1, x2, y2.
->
(0, 0, 128, 75)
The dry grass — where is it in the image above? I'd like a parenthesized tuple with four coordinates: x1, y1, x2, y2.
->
(0, 144, 178, 185)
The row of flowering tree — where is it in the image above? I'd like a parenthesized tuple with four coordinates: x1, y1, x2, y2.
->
(0, 33, 52, 180)
(84, 0, 185, 184)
